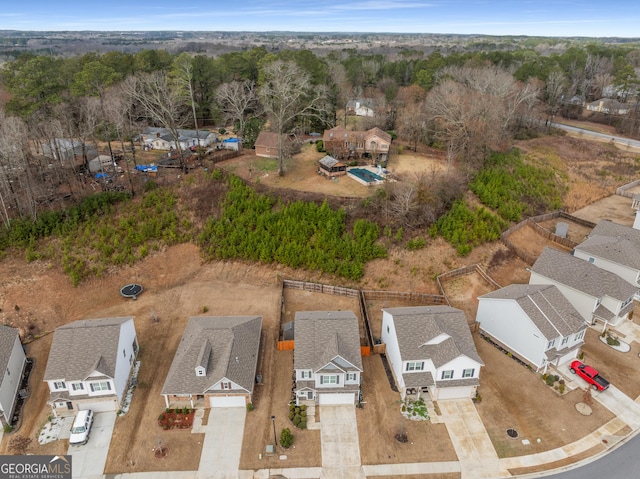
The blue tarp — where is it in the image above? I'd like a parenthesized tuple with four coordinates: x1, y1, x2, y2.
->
(135, 165, 158, 172)
(223, 138, 240, 143)
(95, 173, 110, 179)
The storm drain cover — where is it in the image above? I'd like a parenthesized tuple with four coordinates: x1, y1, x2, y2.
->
(507, 428, 519, 439)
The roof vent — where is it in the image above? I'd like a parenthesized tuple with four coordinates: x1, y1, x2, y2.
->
(235, 356, 239, 364)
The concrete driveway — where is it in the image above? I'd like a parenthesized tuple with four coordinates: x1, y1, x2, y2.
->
(197, 407, 246, 479)
(438, 399, 504, 479)
(319, 405, 365, 479)
(67, 411, 116, 478)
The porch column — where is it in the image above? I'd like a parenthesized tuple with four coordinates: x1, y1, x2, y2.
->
(163, 395, 170, 409)
(190, 395, 194, 409)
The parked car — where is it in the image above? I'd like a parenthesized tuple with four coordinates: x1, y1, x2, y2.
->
(69, 409, 94, 445)
(570, 360, 610, 391)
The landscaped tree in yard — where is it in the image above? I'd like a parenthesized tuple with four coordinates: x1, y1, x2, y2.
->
(258, 60, 329, 176)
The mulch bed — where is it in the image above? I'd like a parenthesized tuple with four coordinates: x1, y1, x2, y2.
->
(157, 409, 195, 430)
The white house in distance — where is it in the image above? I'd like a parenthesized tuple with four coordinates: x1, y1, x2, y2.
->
(573, 220, 640, 294)
(477, 284, 588, 373)
(529, 247, 637, 330)
(381, 306, 483, 401)
(43, 317, 138, 415)
(141, 127, 216, 151)
(161, 316, 262, 408)
(0, 325, 27, 426)
(293, 311, 363, 406)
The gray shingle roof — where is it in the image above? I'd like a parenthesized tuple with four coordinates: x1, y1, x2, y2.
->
(294, 311, 363, 373)
(531, 247, 638, 300)
(143, 127, 212, 140)
(319, 155, 342, 168)
(383, 306, 483, 368)
(576, 220, 640, 270)
(162, 316, 262, 395)
(479, 284, 587, 339)
(0, 326, 20, 379)
(43, 317, 134, 382)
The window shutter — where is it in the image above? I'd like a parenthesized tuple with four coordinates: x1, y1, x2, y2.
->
(107, 382, 111, 390)
(320, 376, 324, 385)
(336, 376, 340, 384)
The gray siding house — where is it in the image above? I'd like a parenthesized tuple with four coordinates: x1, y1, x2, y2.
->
(294, 311, 363, 406)
(162, 316, 262, 408)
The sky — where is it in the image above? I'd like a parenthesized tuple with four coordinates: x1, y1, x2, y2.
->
(1, 1, 639, 38)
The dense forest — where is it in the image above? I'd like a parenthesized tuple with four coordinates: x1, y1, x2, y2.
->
(0, 39, 638, 281)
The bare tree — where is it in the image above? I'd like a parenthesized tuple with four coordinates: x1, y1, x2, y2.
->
(215, 80, 261, 139)
(122, 72, 191, 172)
(259, 60, 329, 176)
(545, 70, 568, 118)
(172, 54, 202, 162)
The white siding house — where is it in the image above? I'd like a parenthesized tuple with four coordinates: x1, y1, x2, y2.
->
(477, 284, 587, 372)
(381, 306, 483, 401)
(0, 326, 26, 425)
(294, 311, 363, 406)
(43, 317, 138, 415)
(529, 248, 637, 330)
(573, 220, 640, 294)
(141, 127, 216, 151)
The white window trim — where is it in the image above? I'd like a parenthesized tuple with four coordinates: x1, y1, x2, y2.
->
(406, 361, 424, 372)
(53, 381, 66, 390)
(462, 369, 475, 378)
(441, 370, 454, 380)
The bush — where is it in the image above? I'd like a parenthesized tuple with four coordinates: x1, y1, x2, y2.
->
(545, 375, 556, 387)
(246, 403, 255, 411)
(280, 427, 294, 448)
(315, 140, 324, 152)
(406, 237, 426, 250)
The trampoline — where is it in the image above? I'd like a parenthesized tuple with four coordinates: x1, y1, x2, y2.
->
(120, 284, 143, 300)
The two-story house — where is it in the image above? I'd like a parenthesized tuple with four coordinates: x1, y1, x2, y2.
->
(477, 284, 588, 373)
(43, 317, 138, 415)
(322, 127, 391, 163)
(162, 316, 262, 408)
(573, 220, 640, 296)
(381, 306, 483, 401)
(293, 311, 363, 406)
(0, 325, 27, 426)
(529, 247, 637, 330)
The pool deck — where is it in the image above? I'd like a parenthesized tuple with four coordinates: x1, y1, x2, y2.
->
(346, 166, 386, 186)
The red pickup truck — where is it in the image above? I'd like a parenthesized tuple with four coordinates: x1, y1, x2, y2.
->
(570, 360, 610, 391)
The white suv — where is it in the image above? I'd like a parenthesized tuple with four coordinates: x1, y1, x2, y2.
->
(69, 409, 94, 445)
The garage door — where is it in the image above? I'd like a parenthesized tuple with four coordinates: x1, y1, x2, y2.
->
(77, 399, 117, 413)
(436, 387, 474, 401)
(209, 396, 247, 408)
(319, 393, 354, 405)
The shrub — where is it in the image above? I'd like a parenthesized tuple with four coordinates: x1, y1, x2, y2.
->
(280, 428, 294, 448)
(545, 375, 556, 387)
(246, 403, 255, 412)
(559, 383, 566, 394)
(315, 140, 324, 152)
(406, 237, 426, 250)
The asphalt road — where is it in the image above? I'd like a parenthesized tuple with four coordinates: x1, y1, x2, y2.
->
(550, 122, 640, 150)
(539, 430, 640, 479)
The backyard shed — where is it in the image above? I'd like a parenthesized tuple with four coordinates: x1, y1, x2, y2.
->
(318, 155, 347, 177)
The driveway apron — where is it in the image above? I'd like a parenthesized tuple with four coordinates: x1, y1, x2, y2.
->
(197, 407, 246, 479)
(67, 411, 116, 478)
(319, 405, 365, 479)
(594, 386, 640, 428)
(438, 399, 505, 479)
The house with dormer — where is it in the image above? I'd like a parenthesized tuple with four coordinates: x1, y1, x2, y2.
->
(573, 220, 640, 295)
(477, 284, 588, 373)
(381, 306, 483, 401)
(293, 311, 363, 406)
(43, 317, 138, 415)
(162, 316, 262, 408)
(529, 247, 637, 330)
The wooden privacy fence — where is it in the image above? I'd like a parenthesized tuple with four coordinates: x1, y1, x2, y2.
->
(361, 290, 448, 304)
(283, 280, 360, 297)
(436, 264, 501, 297)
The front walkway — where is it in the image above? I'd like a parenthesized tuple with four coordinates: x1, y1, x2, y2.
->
(438, 398, 505, 479)
(196, 407, 246, 479)
(319, 405, 366, 479)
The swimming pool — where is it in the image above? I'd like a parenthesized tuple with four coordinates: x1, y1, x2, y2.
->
(347, 168, 384, 185)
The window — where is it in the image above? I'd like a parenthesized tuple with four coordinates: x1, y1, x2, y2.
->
(307, 391, 314, 400)
(89, 381, 111, 392)
(387, 325, 390, 334)
(441, 370, 454, 380)
(301, 370, 312, 379)
(221, 382, 232, 390)
(621, 297, 633, 309)
(53, 381, 66, 390)
(462, 369, 475, 378)
(123, 349, 126, 358)
(405, 361, 424, 372)
(588, 257, 595, 264)
(575, 330, 585, 341)
(71, 383, 84, 391)
(346, 372, 357, 381)
(547, 339, 555, 349)
(561, 336, 569, 346)
(320, 375, 338, 385)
